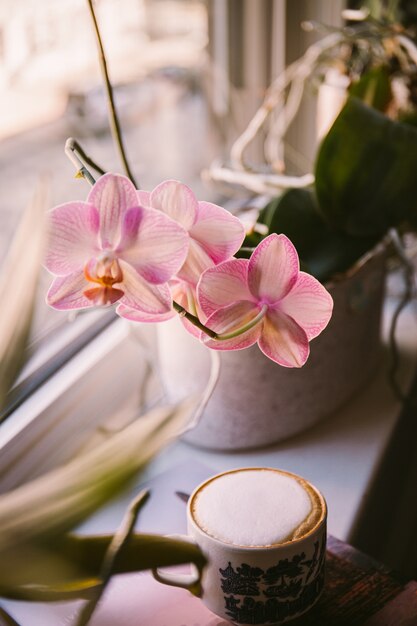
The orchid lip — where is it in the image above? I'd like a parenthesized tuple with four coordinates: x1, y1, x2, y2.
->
(84, 256, 123, 287)
(83, 254, 125, 306)
(84, 286, 124, 306)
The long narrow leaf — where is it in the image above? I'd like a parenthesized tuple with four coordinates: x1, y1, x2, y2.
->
(0, 181, 47, 409)
(0, 398, 197, 552)
(74, 489, 151, 626)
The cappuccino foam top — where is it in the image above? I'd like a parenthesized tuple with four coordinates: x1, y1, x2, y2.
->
(192, 469, 318, 547)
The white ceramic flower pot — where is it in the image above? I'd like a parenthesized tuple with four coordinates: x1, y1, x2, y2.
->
(157, 246, 387, 451)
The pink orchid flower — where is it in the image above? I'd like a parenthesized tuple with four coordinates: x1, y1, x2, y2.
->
(137, 180, 245, 285)
(45, 173, 189, 320)
(196, 234, 333, 367)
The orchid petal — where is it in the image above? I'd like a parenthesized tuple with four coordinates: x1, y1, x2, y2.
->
(171, 280, 202, 338)
(116, 303, 175, 323)
(88, 173, 137, 249)
(279, 272, 333, 340)
(177, 238, 214, 285)
(46, 272, 93, 310)
(117, 206, 188, 284)
(170, 279, 199, 315)
(259, 309, 309, 367)
(45, 203, 99, 275)
(118, 260, 172, 315)
(180, 316, 202, 339)
(137, 190, 151, 207)
(189, 201, 245, 263)
(197, 259, 252, 318)
(170, 279, 191, 308)
(201, 300, 262, 351)
(150, 180, 198, 230)
(248, 234, 299, 303)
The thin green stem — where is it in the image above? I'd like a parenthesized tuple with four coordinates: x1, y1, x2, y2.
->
(215, 304, 267, 341)
(173, 302, 217, 339)
(86, 0, 138, 188)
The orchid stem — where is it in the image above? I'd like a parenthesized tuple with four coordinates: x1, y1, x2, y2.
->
(65, 138, 97, 186)
(86, 0, 138, 188)
(173, 302, 217, 339)
(216, 304, 267, 341)
(173, 302, 267, 342)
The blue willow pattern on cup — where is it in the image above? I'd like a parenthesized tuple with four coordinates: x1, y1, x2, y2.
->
(219, 534, 326, 624)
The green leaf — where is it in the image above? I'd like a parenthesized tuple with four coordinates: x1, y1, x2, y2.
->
(0, 182, 47, 410)
(315, 97, 417, 237)
(261, 190, 323, 254)
(397, 110, 417, 129)
(348, 66, 392, 113)
(0, 533, 207, 601)
(0, 399, 198, 553)
(236, 231, 263, 259)
(259, 189, 378, 282)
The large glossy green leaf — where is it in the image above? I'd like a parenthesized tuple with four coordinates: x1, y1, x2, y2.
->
(315, 97, 417, 237)
(348, 66, 392, 112)
(258, 189, 378, 282)
(0, 533, 207, 601)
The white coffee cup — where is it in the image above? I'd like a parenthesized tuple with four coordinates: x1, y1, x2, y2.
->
(152, 467, 327, 625)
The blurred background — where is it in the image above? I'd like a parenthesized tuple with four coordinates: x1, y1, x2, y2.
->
(0, 0, 213, 411)
(0, 0, 343, 318)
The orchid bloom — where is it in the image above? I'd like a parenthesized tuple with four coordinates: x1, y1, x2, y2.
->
(196, 234, 333, 367)
(136, 180, 245, 285)
(45, 173, 189, 320)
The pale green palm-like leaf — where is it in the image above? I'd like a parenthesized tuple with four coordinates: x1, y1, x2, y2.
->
(0, 398, 196, 553)
(0, 398, 205, 603)
(0, 181, 47, 410)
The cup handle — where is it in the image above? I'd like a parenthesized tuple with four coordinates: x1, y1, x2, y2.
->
(151, 534, 202, 594)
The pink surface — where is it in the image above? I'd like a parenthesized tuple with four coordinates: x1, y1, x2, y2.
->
(90, 570, 229, 626)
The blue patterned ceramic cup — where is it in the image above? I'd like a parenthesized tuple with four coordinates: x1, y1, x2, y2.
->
(153, 467, 327, 625)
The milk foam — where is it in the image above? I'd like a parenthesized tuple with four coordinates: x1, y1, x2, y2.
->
(192, 469, 315, 547)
